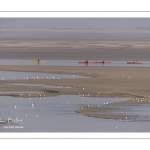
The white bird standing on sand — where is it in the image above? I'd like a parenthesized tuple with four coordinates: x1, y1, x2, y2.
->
(36, 114, 38, 117)
(14, 106, 17, 109)
(82, 87, 84, 90)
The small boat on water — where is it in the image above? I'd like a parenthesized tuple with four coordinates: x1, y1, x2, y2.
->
(127, 62, 143, 64)
(78, 61, 111, 64)
(31, 60, 46, 63)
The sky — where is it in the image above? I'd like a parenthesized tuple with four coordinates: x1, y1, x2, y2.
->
(1, 18, 150, 30)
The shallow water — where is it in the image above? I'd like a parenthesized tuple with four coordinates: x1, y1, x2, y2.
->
(0, 71, 87, 80)
(0, 59, 150, 67)
(11, 83, 72, 89)
(0, 95, 150, 132)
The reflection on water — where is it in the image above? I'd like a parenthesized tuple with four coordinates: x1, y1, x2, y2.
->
(0, 59, 150, 67)
(0, 95, 150, 132)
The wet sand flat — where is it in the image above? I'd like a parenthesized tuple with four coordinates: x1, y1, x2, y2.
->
(0, 38, 150, 60)
(0, 65, 150, 101)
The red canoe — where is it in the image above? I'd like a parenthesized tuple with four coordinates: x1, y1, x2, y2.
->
(127, 62, 143, 64)
(78, 61, 111, 64)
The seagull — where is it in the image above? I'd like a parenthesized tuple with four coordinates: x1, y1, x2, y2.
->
(30, 103, 34, 107)
(14, 106, 17, 109)
(36, 114, 38, 117)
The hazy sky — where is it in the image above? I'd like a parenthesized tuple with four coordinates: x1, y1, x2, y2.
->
(1, 18, 150, 29)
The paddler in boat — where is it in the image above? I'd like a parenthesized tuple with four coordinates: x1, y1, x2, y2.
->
(37, 59, 40, 65)
(85, 59, 88, 64)
(102, 60, 104, 64)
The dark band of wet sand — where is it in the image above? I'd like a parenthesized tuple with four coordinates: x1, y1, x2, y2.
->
(1, 37, 150, 60)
